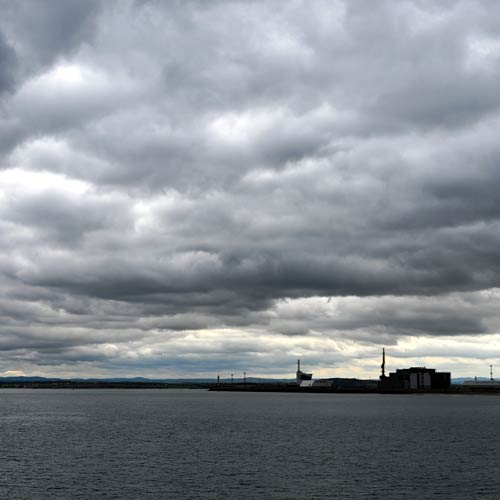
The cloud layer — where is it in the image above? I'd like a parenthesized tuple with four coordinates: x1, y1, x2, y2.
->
(1, 0, 500, 378)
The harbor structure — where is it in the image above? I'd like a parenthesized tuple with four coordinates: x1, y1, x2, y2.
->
(295, 359, 377, 391)
(462, 365, 500, 392)
(296, 359, 313, 386)
(210, 353, 454, 393)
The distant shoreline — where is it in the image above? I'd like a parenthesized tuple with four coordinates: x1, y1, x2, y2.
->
(1, 381, 500, 395)
(0, 381, 212, 389)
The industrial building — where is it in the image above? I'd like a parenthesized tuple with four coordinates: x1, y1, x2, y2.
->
(378, 348, 451, 391)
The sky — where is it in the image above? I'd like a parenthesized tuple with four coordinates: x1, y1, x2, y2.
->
(1, 0, 500, 379)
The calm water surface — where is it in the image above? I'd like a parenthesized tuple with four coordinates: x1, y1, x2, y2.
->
(1, 389, 499, 499)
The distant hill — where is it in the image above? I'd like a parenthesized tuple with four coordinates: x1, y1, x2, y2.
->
(0, 376, 65, 382)
(452, 377, 492, 384)
(0, 376, 293, 384)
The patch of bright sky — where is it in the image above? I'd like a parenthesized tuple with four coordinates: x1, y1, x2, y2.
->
(208, 107, 286, 144)
(466, 36, 500, 71)
(0, 168, 90, 197)
(20, 62, 107, 97)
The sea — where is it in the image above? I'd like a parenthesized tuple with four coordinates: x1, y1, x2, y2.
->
(1, 389, 499, 499)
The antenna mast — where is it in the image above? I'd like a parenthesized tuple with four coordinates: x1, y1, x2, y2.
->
(491, 364, 494, 381)
(381, 348, 386, 379)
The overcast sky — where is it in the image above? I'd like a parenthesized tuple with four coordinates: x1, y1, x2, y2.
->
(1, 0, 500, 379)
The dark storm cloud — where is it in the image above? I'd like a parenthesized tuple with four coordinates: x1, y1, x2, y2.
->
(1, 0, 500, 376)
(0, 0, 101, 156)
(0, 0, 100, 69)
(0, 31, 17, 95)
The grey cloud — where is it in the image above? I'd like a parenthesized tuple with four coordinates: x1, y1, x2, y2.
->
(0, 0, 100, 71)
(0, 0, 101, 156)
(0, 31, 17, 95)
